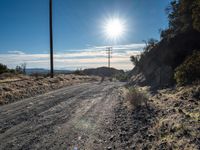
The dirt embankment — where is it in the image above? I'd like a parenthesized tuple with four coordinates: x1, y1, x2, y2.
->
(0, 74, 100, 105)
(108, 85, 200, 149)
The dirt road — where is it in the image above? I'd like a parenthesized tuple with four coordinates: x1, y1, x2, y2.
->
(0, 82, 124, 150)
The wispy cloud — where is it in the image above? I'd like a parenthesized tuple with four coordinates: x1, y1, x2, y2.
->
(7, 50, 25, 55)
(64, 43, 144, 53)
(0, 43, 144, 70)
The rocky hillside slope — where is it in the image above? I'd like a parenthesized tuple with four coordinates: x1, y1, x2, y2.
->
(129, 31, 200, 88)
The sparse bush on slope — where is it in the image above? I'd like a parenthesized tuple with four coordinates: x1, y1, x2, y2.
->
(126, 87, 148, 108)
(174, 51, 200, 85)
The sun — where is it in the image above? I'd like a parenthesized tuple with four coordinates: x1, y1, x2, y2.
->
(103, 18, 125, 40)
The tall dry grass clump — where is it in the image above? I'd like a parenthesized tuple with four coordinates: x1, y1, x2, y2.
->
(126, 87, 148, 108)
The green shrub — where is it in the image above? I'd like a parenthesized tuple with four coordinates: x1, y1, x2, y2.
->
(174, 51, 200, 85)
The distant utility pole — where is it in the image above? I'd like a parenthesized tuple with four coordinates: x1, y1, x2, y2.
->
(49, 0, 54, 78)
(106, 47, 112, 68)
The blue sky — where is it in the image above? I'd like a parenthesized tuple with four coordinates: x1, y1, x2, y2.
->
(0, 0, 171, 70)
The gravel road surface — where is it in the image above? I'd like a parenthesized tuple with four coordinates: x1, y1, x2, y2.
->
(0, 82, 124, 150)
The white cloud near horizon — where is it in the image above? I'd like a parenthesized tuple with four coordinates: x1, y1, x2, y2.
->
(7, 50, 25, 55)
(0, 43, 145, 70)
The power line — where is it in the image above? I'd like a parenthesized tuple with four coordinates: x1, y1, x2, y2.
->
(49, 0, 54, 78)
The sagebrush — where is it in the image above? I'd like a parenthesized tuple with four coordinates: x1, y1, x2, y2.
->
(126, 87, 148, 108)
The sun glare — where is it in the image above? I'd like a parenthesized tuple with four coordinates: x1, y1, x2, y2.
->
(103, 18, 125, 40)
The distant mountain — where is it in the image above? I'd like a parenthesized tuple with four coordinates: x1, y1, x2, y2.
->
(26, 68, 72, 75)
(82, 67, 124, 77)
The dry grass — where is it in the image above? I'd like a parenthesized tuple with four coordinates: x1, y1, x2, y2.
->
(0, 73, 28, 82)
(126, 87, 148, 108)
(0, 74, 100, 105)
(118, 84, 200, 149)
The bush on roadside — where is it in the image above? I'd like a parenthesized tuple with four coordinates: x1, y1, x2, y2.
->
(174, 51, 200, 85)
(126, 87, 148, 108)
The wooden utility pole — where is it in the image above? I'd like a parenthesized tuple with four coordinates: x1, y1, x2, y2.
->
(106, 47, 112, 68)
(49, 0, 54, 78)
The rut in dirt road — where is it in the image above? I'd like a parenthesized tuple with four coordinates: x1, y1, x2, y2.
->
(0, 82, 124, 150)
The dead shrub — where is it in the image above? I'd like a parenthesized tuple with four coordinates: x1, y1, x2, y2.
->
(126, 87, 148, 108)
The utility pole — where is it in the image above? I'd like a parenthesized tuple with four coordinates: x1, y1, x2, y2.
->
(49, 0, 54, 78)
(106, 47, 112, 68)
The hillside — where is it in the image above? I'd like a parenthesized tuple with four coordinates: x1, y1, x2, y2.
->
(129, 0, 200, 88)
(83, 67, 124, 77)
(129, 31, 200, 88)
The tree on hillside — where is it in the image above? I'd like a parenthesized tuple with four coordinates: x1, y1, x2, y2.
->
(130, 38, 158, 67)
(162, 0, 200, 39)
(15, 65, 23, 74)
(15, 63, 26, 74)
(143, 38, 158, 53)
(130, 55, 140, 66)
(0, 63, 8, 74)
(21, 63, 26, 74)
